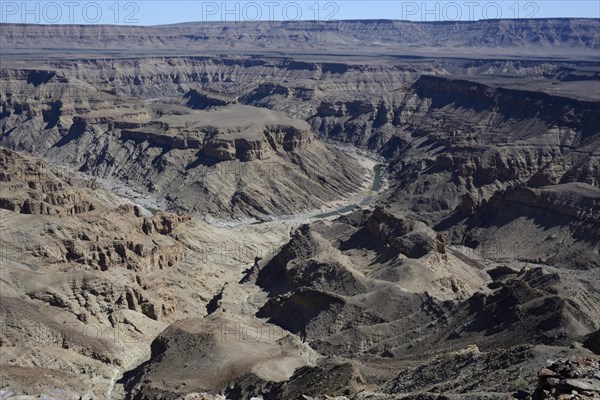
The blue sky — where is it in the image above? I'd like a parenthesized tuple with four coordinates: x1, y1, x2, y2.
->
(1, 1, 599, 25)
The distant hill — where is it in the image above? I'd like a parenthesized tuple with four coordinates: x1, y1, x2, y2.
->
(2, 18, 599, 59)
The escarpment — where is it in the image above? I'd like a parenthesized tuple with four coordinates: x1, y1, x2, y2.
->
(201, 122, 313, 162)
(1, 19, 600, 399)
(2, 19, 598, 57)
(68, 104, 314, 162)
(0, 72, 365, 220)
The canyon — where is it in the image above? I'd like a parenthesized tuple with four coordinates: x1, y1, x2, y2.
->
(0, 18, 599, 400)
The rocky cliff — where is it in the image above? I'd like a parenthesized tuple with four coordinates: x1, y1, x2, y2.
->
(1, 18, 599, 400)
(0, 70, 366, 220)
(2, 19, 599, 58)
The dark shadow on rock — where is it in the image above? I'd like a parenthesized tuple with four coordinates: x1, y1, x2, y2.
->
(433, 209, 467, 231)
(54, 117, 86, 147)
(205, 287, 224, 316)
(116, 355, 158, 400)
(583, 329, 600, 355)
(339, 226, 381, 252)
(185, 150, 220, 170)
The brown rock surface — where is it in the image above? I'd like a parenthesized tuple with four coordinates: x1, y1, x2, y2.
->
(1, 17, 599, 400)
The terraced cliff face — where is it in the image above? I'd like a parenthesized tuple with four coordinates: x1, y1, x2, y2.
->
(2, 19, 599, 57)
(2, 59, 598, 222)
(0, 69, 367, 220)
(379, 75, 600, 223)
(1, 19, 600, 400)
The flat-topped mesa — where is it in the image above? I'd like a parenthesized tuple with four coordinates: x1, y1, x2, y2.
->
(69, 103, 314, 161)
(189, 104, 314, 162)
(203, 123, 313, 162)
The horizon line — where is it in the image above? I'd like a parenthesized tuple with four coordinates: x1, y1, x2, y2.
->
(1, 16, 599, 28)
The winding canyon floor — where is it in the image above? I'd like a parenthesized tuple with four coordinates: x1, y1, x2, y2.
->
(1, 18, 600, 400)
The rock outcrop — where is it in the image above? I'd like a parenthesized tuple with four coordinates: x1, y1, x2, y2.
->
(533, 357, 600, 400)
(0, 148, 95, 216)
